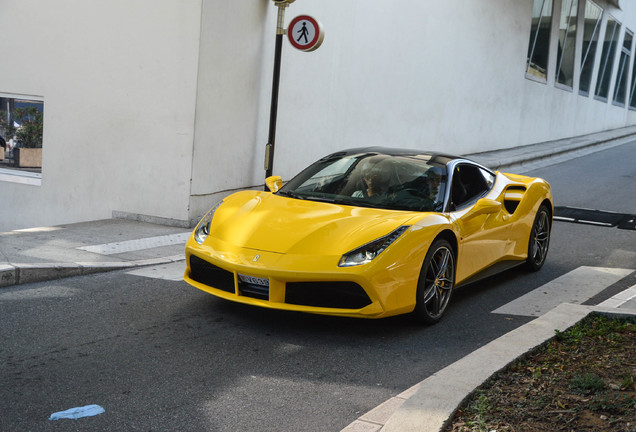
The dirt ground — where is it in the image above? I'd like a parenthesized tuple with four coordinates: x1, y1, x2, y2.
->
(445, 314, 636, 432)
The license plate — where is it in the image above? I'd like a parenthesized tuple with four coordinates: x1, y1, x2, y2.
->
(238, 274, 269, 287)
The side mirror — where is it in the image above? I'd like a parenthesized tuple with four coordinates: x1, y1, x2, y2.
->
(265, 175, 283, 193)
(462, 198, 501, 220)
(471, 198, 502, 216)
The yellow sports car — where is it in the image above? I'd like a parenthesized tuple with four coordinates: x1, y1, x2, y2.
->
(184, 148, 552, 323)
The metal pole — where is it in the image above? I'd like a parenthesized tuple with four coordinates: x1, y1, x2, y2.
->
(264, 2, 290, 183)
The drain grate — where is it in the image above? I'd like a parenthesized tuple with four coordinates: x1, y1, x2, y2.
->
(554, 206, 636, 230)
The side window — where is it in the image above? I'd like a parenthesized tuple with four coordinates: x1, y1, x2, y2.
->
(0, 94, 44, 185)
(595, 16, 621, 100)
(629, 43, 636, 109)
(579, 0, 603, 96)
(613, 30, 633, 106)
(527, 0, 554, 81)
(450, 165, 494, 210)
(479, 168, 495, 190)
(555, 0, 578, 88)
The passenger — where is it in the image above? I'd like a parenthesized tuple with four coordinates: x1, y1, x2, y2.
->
(426, 169, 442, 202)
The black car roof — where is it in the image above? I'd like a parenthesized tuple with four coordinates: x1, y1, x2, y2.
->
(324, 147, 464, 166)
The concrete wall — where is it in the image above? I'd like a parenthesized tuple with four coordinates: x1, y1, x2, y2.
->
(1, 0, 635, 230)
(188, 0, 270, 219)
(248, 0, 636, 186)
(0, 0, 201, 230)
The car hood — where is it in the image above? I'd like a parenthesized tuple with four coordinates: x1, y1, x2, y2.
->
(210, 191, 420, 254)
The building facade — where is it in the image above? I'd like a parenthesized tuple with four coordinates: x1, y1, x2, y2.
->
(0, 0, 634, 231)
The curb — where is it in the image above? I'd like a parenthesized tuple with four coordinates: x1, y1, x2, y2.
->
(468, 126, 636, 172)
(342, 303, 636, 432)
(0, 255, 185, 288)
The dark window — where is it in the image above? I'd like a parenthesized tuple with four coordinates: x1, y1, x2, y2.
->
(595, 17, 620, 100)
(527, 0, 554, 81)
(629, 43, 636, 109)
(0, 95, 44, 180)
(556, 0, 578, 88)
(580, 1, 603, 95)
(450, 165, 494, 210)
(613, 30, 633, 106)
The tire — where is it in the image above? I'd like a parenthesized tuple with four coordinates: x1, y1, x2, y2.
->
(525, 204, 551, 272)
(413, 239, 455, 324)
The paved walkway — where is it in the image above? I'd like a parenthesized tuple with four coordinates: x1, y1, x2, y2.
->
(0, 218, 189, 287)
(1, 125, 636, 432)
(467, 124, 636, 172)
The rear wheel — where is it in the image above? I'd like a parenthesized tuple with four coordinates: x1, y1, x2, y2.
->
(526, 204, 551, 271)
(413, 239, 455, 324)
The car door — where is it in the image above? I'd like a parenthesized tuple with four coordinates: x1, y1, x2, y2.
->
(448, 163, 511, 284)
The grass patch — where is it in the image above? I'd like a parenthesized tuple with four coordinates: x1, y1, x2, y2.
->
(445, 314, 636, 432)
(570, 372, 605, 394)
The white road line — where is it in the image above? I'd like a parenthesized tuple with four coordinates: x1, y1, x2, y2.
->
(492, 266, 634, 317)
(598, 284, 636, 308)
(553, 216, 613, 226)
(76, 232, 191, 255)
(126, 261, 186, 281)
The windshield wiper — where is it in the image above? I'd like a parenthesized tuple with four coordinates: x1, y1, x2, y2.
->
(304, 196, 336, 203)
(277, 190, 306, 200)
(279, 191, 338, 204)
(334, 198, 387, 209)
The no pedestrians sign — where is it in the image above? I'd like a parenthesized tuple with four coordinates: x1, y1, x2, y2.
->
(288, 15, 324, 52)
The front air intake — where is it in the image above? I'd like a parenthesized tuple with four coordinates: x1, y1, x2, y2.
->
(285, 282, 371, 309)
(189, 255, 236, 293)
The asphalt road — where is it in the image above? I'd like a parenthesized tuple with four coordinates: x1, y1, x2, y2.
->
(1, 141, 635, 432)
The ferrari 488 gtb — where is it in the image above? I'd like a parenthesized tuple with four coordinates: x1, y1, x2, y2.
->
(184, 148, 552, 323)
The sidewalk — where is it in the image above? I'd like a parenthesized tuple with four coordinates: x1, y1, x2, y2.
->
(467, 124, 636, 172)
(1, 126, 635, 432)
(0, 218, 190, 288)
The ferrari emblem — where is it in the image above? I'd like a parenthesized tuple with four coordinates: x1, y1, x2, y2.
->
(253, 255, 261, 262)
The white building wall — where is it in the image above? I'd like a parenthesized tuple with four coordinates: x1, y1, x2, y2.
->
(189, 0, 270, 219)
(248, 0, 636, 186)
(0, 0, 201, 231)
(1, 0, 635, 231)
(257, 0, 535, 181)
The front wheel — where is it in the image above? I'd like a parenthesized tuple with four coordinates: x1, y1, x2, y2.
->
(413, 239, 455, 324)
(525, 204, 551, 271)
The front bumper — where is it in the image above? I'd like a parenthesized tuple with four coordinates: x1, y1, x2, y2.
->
(183, 236, 422, 319)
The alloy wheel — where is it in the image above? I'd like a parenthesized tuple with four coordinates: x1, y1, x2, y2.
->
(416, 241, 455, 323)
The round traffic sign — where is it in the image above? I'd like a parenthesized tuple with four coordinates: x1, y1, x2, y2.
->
(287, 15, 324, 52)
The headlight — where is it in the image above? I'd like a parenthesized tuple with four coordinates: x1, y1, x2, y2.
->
(338, 226, 410, 267)
(194, 201, 222, 244)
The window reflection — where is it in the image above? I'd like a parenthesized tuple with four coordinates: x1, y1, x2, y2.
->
(629, 42, 636, 109)
(556, 0, 578, 88)
(527, 0, 554, 81)
(613, 31, 633, 106)
(0, 96, 44, 174)
(595, 17, 620, 100)
(580, 1, 603, 95)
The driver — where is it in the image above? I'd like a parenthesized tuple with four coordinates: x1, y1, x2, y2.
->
(352, 156, 390, 197)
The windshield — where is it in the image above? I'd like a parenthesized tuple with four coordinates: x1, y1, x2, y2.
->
(278, 153, 447, 212)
